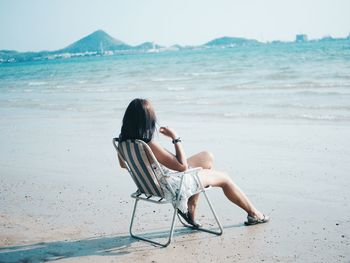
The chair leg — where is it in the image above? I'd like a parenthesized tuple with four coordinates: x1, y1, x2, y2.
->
(129, 198, 178, 247)
(129, 198, 139, 237)
(178, 189, 223, 235)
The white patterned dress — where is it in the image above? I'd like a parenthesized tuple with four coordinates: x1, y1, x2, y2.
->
(151, 163, 202, 213)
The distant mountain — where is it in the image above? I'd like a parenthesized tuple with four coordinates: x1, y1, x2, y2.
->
(1, 31, 349, 63)
(134, 42, 163, 50)
(204, 36, 260, 47)
(58, 30, 130, 53)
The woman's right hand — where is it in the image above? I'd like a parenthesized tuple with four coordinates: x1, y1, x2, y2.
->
(159, 126, 178, 140)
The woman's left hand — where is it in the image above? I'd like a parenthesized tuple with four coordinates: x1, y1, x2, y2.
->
(159, 126, 178, 140)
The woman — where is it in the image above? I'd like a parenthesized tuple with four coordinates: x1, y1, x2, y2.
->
(118, 98, 269, 227)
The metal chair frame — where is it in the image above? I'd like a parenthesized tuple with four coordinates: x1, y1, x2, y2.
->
(112, 138, 223, 247)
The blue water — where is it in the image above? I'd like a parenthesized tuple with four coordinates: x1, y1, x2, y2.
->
(1, 41, 350, 122)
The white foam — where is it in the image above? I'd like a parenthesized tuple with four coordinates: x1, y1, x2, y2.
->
(151, 77, 191, 82)
(167, 87, 186, 91)
(28, 81, 48, 86)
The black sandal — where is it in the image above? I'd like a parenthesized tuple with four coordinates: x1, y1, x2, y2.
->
(177, 209, 202, 228)
(244, 214, 270, 226)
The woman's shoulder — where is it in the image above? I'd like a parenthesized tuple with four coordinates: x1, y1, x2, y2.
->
(147, 140, 161, 150)
(147, 140, 169, 158)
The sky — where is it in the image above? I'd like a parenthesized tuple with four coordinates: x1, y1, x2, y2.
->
(0, 0, 349, 52)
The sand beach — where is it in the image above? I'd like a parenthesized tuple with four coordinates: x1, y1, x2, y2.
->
(0, 113, 349, 262)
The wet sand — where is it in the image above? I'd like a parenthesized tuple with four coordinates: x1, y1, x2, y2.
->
(0, 114, 349, 262)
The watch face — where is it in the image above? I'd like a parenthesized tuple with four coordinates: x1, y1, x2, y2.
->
(173, 138, 181, 144)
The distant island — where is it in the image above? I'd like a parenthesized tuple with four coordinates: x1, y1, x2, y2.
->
(0, 30, 349, 63)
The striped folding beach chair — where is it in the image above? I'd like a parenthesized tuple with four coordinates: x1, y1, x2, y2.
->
(112, 137, 223, 247)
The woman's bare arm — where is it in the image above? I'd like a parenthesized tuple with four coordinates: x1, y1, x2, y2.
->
(148, 127, 188, 172)
(118, 155, 127, 169)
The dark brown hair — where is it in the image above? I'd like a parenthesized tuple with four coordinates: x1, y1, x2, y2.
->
(119, 98, 156, 143)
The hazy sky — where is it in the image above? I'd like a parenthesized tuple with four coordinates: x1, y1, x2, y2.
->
(0, 0, 349, 51)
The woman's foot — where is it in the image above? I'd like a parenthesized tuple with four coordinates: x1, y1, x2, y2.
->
(244, 214, 270, 226)
(177, 209, 202, 228)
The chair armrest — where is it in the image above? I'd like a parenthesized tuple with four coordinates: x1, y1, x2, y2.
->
(185, 167, 203, 173)
(170, 167, 202, 177)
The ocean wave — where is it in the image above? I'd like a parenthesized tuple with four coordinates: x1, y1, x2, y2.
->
(167, 87, 186, 91)
(294, 90, 350, 96)
(184, 71, 224, 77)
(298, 114, 350, 121)
(160, 108, 350, 122)
(222, 112, 350, 121)
(173, 100, 192, 105)
(333, 74, 350, 80)
(269, 103, 350, 111)
(217, 82, 350, 92)
(28, 81, 48, 86)
(194, 100, 216, 105)
(264, 72, 298, 80)
(150, 77, 191, 82)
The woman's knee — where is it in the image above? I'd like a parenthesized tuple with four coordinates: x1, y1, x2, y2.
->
(208, 170, 232, 189)
(219, 171, 231, 186)
(188, 151, 214, 169)
(205, 151, 214, 160)
(199, 169, 230, 188)
(200, 151, 214, 169)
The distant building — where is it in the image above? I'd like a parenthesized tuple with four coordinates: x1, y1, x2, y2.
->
(295, 34, 308, 42)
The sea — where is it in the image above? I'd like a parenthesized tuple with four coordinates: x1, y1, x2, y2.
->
(1, 41, 350, 123)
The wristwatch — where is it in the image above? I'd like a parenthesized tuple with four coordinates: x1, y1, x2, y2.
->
(172, 137, 182, 144)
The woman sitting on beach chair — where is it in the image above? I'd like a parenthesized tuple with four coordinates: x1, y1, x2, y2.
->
(118, 98, 269, 227)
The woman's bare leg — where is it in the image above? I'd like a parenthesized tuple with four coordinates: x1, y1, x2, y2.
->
(187, 151, 264, 220)
(197, 169, 264, 219)
(187, 151, 213, 218)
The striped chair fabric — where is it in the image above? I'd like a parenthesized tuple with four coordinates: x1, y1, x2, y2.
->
(118, 140, 164, 198)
